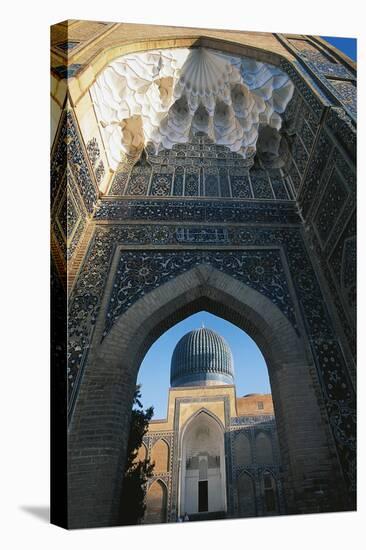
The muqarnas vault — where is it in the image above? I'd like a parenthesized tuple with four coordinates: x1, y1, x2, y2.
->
(51, 20, 356, 529)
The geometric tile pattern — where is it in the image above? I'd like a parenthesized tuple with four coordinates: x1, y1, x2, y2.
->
(314, 170, 348, 244)
(108, 134, 290, 201)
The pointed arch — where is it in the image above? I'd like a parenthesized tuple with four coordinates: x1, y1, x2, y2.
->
(151, 439, 170, 473)
(69, 263, 338, 526)
(180, 407, 225, 439)
(144, 479, 168, 524)
(182, 409, 224, 459)
(262, 470, 279, 515)
(179, 407, 227, 516)
(95, 264, 308, 378)
(237, 471, 256, 517)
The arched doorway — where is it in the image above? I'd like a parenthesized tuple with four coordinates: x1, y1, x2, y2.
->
(68, 264, 346, 527)
(179, 410, 227, 517)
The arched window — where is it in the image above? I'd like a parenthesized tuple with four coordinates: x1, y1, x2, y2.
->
(237, 473, 256, 517)
(256, 432, 273, 463)
(145, 480, 167, 524)
(151, 439, 170, 472)
(262, 471, 278, 514)
(234, 432, 252, 466)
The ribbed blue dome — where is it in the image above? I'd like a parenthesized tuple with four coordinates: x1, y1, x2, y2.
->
(170, 328, 234, 387)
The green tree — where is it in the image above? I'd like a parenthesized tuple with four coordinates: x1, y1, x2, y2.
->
(119, 385, 154, 525)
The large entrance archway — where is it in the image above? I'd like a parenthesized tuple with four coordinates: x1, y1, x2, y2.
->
(68, 264, 348, 528)
(51, 21, 356, 530)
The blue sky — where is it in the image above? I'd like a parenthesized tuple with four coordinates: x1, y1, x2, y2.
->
(137, 36, 356, 418)
(137, 312, 270, 418)
(321, 36, 356, 60)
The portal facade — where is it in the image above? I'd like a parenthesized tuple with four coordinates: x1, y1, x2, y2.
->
(50, 21, 356, 529)
(143, 327, 284, 523)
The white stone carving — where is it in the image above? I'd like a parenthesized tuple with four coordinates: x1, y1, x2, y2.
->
(90, 48, 294, 170)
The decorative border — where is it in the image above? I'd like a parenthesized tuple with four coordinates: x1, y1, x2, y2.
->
(278, 36, 356, 122)
(94, 198, 300, 225)
(102, 248, 298, 338)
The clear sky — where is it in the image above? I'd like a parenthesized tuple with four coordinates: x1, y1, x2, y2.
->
(321, 36, 356, 60)
(137, 311, 270, 418)
(136, 36, 356, 418)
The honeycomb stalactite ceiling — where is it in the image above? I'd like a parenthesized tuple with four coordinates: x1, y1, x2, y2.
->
(91, 47, 295, 170)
